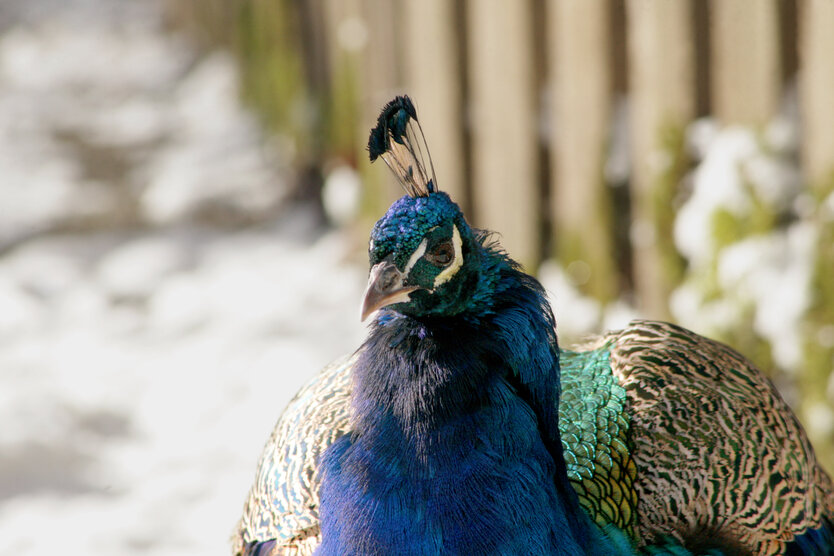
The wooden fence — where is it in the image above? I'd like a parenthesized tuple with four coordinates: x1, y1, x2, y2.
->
(168, 0, 831, 309)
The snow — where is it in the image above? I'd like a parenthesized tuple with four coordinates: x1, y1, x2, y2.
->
(0, 228, 367, 555)
(604, 96, 631, 186)
(322, 164, 362, 226)
(715, 223, 816, 370)
(96, 236, 194, 299)
(539, 261, 602, 340)
(140, 52, 286, 224)
(539, 261, 639, 343)
(674, 124, 758, 265)
(0, 0, 287, 242)
(671, 102, 812, 374)
(0, 2, 365, 554)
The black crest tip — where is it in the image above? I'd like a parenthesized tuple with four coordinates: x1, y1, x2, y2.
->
(368, 95, 417, 162)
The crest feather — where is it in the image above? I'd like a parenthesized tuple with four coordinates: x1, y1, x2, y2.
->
(367, 95, 438, 197)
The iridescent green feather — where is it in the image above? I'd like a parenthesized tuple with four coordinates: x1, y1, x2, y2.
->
(559, 347, 638, 536)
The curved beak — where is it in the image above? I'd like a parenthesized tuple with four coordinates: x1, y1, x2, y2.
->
(360, 261, 419, 321)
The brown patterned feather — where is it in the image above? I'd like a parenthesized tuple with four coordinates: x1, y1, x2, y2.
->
(601, 320, 834, 555)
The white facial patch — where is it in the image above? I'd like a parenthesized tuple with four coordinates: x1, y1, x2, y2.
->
(403, 237, 427, 276)
(432, 225, 463, 289)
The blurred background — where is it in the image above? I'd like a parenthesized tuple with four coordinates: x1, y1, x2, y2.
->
(1, 0, 833, 554)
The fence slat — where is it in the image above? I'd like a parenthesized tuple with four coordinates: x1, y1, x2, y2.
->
(799, 0, 834, 476)
(467, 0, 539, 269)
(626, 0, 695, 317)
(357, 0, 403, 215)
(548, 0, 616, 301)
(710, 0, 781, 126)
(402, 0, 467, 211)
(801, 0, 834, 186)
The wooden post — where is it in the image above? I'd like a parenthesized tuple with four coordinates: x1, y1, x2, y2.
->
(319, 0, 364, 158)
(467, 0, 539, 269)
(547, 0, 616, 302)
(799, 0, 834, 475)
(402, 0, 467, 212)
(626, 0, 695, 318)
(710, 0, 781, 127)
(801, 0, 834, 186)
(358, 0, 401, 116)
(357, 0, 403, 218)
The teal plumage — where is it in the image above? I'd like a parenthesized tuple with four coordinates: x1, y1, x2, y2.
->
(559, 346, 637, 535)
(233, 96, 833, 556)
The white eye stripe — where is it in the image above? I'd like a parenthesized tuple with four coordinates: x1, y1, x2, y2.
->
(403, 238, 427, 276)
(432, 225, 463, 288)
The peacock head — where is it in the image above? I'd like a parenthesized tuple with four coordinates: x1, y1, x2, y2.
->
(360, 96, 485, 321)
(363, 191, 484, 320)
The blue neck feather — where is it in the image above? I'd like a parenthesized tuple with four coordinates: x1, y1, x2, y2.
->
(316, 250, 617, 555)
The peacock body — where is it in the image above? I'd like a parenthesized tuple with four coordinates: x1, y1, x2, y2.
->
(234, 97, 833, 556)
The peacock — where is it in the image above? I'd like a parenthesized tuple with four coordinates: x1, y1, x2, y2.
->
(233, 96, 834, 556)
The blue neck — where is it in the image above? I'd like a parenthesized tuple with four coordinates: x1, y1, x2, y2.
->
(317, 262, 610, 555)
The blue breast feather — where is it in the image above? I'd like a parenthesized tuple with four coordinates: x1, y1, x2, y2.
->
(313, 265, 623, 555)
(237, 347, 706, 556)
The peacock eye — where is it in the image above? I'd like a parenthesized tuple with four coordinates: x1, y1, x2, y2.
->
(425, 241, 454, 267)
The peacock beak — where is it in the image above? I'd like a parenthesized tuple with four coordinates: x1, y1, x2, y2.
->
(360, 261, 420, 321)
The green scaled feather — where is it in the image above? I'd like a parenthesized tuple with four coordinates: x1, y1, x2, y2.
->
(559, 347, 638, 537)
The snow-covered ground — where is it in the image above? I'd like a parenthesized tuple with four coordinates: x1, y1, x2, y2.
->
(0, 2, 366, 554)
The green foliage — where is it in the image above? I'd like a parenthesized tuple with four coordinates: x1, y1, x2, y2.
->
(558, 227, 618, 304)
(552, 137, 618, 301)
(682, 127, 800, 382)
(243, 5, 296, 116)
(726, 306, 776, 374)
(803, 172, 834, 473)
(326, 56, 361, 159)
(651, 122, 689, 290)
(710, 195, 778, 253)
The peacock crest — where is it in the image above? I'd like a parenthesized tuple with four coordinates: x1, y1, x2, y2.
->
(367, 95, 437, 198)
